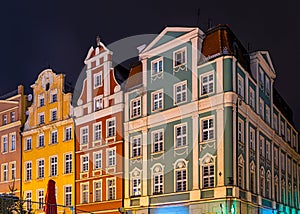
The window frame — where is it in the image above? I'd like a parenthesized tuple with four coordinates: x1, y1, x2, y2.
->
(49, 156, 58, 177)
(65, 126, 72, 141)
(80, 126, 89, 145)
(94, 95, 103, 111)
(151, 57, 163, 77)
(200, 71, 214, 96)
(107, 147, 116, 167)
(173, 47, 187, 67)
(81, 182, 89, 204)
(237, 74, 244, 98)
(93, 122, 102, 142)
(151, 129, 164, 153)
(106, 118, 116, 138)
(50, 108, 57, 121)
(174, 160, 187, 192)
(93, 151, 102, 170)
(200, 116, 215, 142)
(2, 135, 8, 153)
(37, 159, 45, 179)
(107, 177, 116, 200)
(81, 154, 89, 172)
(130, 97, 142, 119)
(94, 71, 103, 88)
(64, 153, 72, 174)
(64, 185, 72, 206)
(174, 81, 187, 105)
(25, 161, 32, 181)
(93, 180, 102, 202)
(174, 123, 188, 148)
(37, 189, 44, 210)
(131, 135, 142, 158)
(151, 89, 163, 112)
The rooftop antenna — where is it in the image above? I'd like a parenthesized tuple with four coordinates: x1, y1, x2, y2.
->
(196, 8, 200, 26)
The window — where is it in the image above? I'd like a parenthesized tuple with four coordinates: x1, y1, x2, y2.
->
(64, 153, 72, 174)
(94, 180, 102, 202)
(2, 164, 8, 181)
(51, 93, 57, 103)
(260, 167, 265, 197)
(37, 159, 44, 179)
(130, 97, 141, 118)
(201, 118, 214, 141)
(106, 118, 116, 138)
(107, 148, 116, 167)
(259, 98, 264, 119)
(107, 178, 116, 200)
(266, 171, 271, 198)
(94, 72, 103, 88)
(259, 136, 264, 157)
(265, 105, 270, 124)
(25, 161, 32, 181)
(249, 88, 255, 109)
(10, 162, 16, 180)
(39, 95, 45, 107)
(11, 112, 15, 122)
(238, 119, 244, 143)
(94, 123, 102, 141)
(238, 75, 244, 98)
(249, 128, 255, 151)
(201, 72, 214, 95)
(11, 134, 16, 151)
(292, 134, 296, 148)
(265, 77, 270, 96)
(64, 186, 72, 206)
(259, 68, 264, 89)
(81, 155, 89, 172)
(25, 191, 32, 211)
(281, 121, 285, 137)
(39, 113, 45, 125)
(152, 90, 163, 111)
(281, 152, 286, 171)
(273, 114, 278, 132)
(38, 134, 44, 147)
(287, 128, 291, 143)
(25, 137, 32, 150)
(175, 124, 187, 148)
(3, 115, 7, 125)
(250, 162, 256, 193)
(274, 177, 279, 202)
(50, 109, 57, 121)
(174, 48, 186, 67)
(151, 58, 163, 76)
(81, 183, 89, 203)
(65, 126, 72, 141)
(2, 136, 7, 153)
(94, 96, 103, 111)
(203, 165, 214, 188)
(152, 165, 163, 194)
(273, 147, 278, 167)
(131, 136, 141, 158)
(152, 130, 163, 153)
(51, 131, 58, 144)
(238, 164, 244, 189)
(94, 151, 102, 170)
(80, 127, 89, 145)
(50, 156, 58, 176)
(132, 178, 141, 196)
(174, 81, 187, 104)
(266, 141, 271, 160)
(175, 161, 187, 192)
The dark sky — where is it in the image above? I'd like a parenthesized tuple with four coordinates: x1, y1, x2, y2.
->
(0, 0, 299, 129)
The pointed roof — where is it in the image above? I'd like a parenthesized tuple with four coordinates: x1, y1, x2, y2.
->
(84, 41, 111, 63)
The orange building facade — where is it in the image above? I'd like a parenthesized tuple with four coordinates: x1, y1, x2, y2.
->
(0, 85, 27, 197)
(74, 38, 124, 213)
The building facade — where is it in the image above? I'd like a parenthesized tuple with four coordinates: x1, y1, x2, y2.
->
(74, 39, 124, 213)
(0, 85, 27, 197)
(123, 25, 299, 213)
(22, 69, 75, 213)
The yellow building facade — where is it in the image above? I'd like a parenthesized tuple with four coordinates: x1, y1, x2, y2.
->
(22, 69, 74, 213)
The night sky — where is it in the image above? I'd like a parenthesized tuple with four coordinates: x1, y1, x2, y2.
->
(0, 0, 299, 129)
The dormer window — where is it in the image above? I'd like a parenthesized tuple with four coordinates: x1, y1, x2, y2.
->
(174, 48, 186, 67)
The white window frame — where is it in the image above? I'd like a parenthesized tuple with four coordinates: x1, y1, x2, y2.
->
(93, 151, 102, 170)
(238, 74, 244, 98)
(50, 108, 57, 121)
(174, 81, 187, 105)
(2, 163, 8, 182)
(174, 123, 187, 148)
(3, 114, 7, 125)
(10, 133, 16, 151)
(174, 160, 187, 192)
(107, 147, 116, 167)
(93, 180, 102, 202)
(173, 47, 187, 67)
(202, 161, 215, 188)
(38, 133, 44, 148)
(50, 156, 58, 177)
(2, 135, 8, 153)
(38, 112, 45, 125)
(11, 112, 15, 122)
(200, 71, 214, 96)
(151, 57, 163, 76)
(152, 164, 164, 195)
(106, 118, 116, 138)
(107, 177, 116, 200)
(93, 122, 102, 142)
(94, 72, 103, 88)
(132, 177, 141, 196)
(81, 182, 89, 204)
(81, 154, 89, 172)
(25, 191, 32, 210)
(64, 185, 72, 206)
(80, 126, 89, 145)
(51, 91, 57, 103)
(25, 137, 32, 151)
(25, 161, 32, 181)
(152, 129, 164, 153)
(64, 153, 72, 174)
(10, 161, 16, 180)
(130, 97, 142, 119)
(37, 189, 44, 210)
(94, 95, 103, 111)
(65, 126, 72, 141)
(131, 135, 141, 158)
(151, 89, 163, 112)
(37, 159, 45, 179)
(51, 130, 58, 144)
(201, 116, 215, 142)
(38, 94, 45, 107)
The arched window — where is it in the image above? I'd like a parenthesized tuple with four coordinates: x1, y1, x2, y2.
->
(131, 168, 141, 196)
(260, 167, 265, 197)
(250, 161, 256, 193)
(238, 155, 244, 189)
(266, 170, 271, 199)
(201, 153, 215, 188)
(152, 164, 164, 195)
(174, 160, 187, 192)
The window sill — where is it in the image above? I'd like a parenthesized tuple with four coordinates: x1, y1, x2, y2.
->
(130, 156, 142, 160)
(174, 145, 188, 150)
(151, 151, 164, 155)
